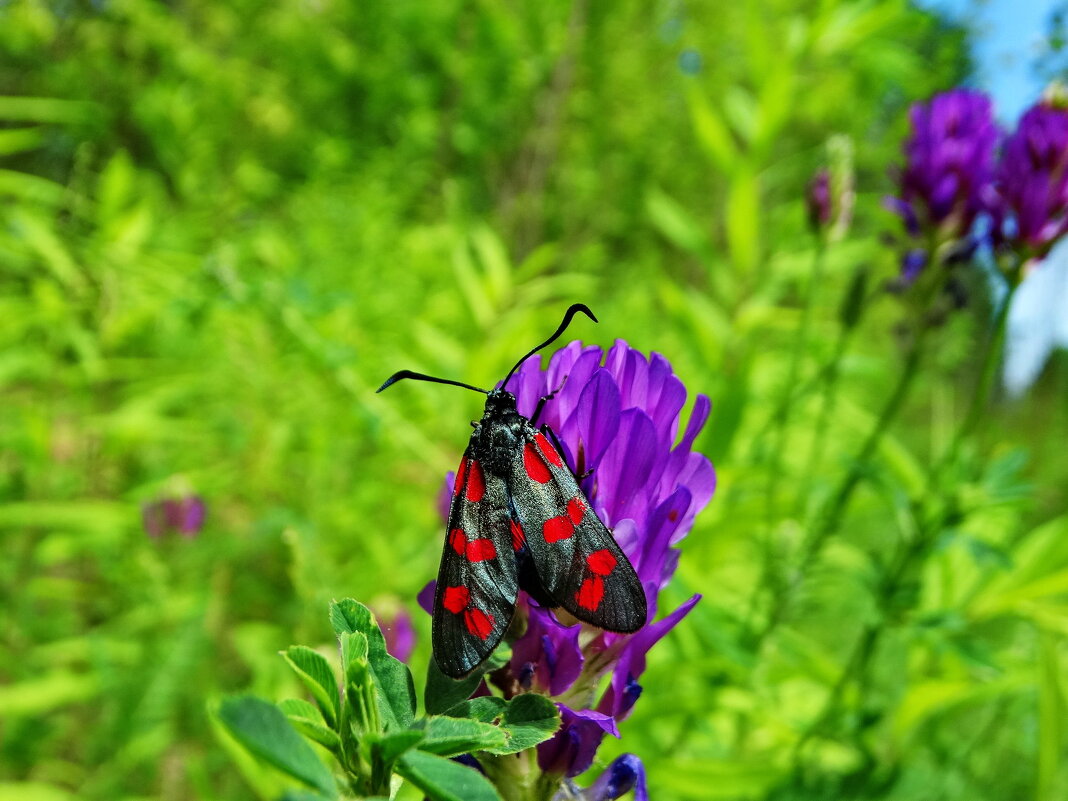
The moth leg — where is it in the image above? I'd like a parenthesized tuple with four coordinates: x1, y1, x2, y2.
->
(530, 373, 570, 427)
(539, 423, 593, 479)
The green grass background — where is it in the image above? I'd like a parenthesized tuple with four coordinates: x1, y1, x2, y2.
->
(1, 1, 1066, 799)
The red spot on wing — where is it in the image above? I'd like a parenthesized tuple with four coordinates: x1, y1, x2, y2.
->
(523, 442, 552, 484)
(466, 460, 485, 502)
(576, 576, 605, 611)
(510, 519, 526, 551)
(466, 538, 497, 562)
(566, 497, 587, 525)
(454, 458, 468, 497)
(449, 528, 466, 555)
(442, 585, 470, 613)
(543, 515, 575, 543)
(586, 548, 617, 576)
(464, 608, 494, 640)
(534, 432, 564, 468)
(668, 509, 679, 522)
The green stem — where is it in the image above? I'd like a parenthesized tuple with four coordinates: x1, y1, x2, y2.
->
(755, 323, 929, 643)
(792, 263, 1024, 777)
(744, 240, 827, 637)
(796, 323, 850, 515)
(940, 271, 1021, 472)
(764, 237, 827, 523)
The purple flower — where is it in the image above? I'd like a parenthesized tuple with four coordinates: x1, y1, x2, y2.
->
(578, 753, 648, 801)
(377, 607, 416, 663)
(888, 89, 1001, 248)
(510, 604, 584, 696)
(432, 339, 715, 788)
(537, 707, 619, 778)
(995, 100, 1068, 259)
(807, 168, 833, 231)
(142, 494, 207, 539)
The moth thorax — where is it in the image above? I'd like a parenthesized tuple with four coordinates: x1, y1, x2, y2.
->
(481, 420, 521, 474)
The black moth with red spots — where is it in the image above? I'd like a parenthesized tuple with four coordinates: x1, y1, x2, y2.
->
(378, 305, 647, 678)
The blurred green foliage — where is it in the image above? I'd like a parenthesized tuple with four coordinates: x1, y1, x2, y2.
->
(1, 1, 1066, 800)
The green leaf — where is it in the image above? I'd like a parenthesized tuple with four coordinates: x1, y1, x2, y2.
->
(396, 749, 502, 801)
(424, 647, 510, 715)
(367, 729, 425, 765)
(217, 696, 337, 798)
(645, 188, 712, 258)
(279, 698, 322, 720)
(725, 167, 760, 274)
(488, 694, 560, 755)
(444, 696, 507, 723)
(279, 699, 341, 751)
(339, 630, 369, 677)
(279, 791, 335, 801)
(686, 85, 736, 172)
(283, 646, 340, 727)
(0, 783, 77, 801)
(412, 716, 509, 757)
(441, 694, 559, 755)
(330, 599, 416, 729)
(1038, 632, 1066, 801)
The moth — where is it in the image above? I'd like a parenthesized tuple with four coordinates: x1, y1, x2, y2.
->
(378, 304, 646, 678)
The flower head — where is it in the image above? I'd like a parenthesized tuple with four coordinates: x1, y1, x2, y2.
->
(888, 89, 1000, 249)
(995, 100, 1068, 260)
(807, 137, 855, 239)
(807, 168, 833, 231)
(142, 494, 207, 539)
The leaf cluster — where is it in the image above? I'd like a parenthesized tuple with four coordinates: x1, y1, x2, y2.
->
(216, 600, 559, 800)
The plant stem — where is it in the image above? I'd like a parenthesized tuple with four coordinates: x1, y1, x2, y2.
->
(939, 269, 1021, 472)
(764, 237, 827, 524)
(791, 262, 1024, 781)
(744, 240, 827, 636)
(754, 323, 929, 644)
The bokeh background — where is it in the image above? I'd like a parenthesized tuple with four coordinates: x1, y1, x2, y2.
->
(2, 1, 1067, 799)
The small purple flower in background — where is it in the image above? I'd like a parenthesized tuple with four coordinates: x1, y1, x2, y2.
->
(807, 168, 833, 231)
(887, 89, 1001, 262)
(432, 339, 715, 795)
(142, 494, 206, 539)
(806, 138, 854, 240)
(377, 607, 416, 663)
(994, 100, 1068, 261)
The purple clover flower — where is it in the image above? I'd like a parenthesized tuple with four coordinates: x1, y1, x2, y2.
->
(434, 339, 715, 790)
(887, 89, 1001, 259)
(994, 100, 1068, 260)
(807, 168, 833, 231)
(377, 607, 416, 663)
(577, 753, 648, 801)
(142, 494, 207, 539)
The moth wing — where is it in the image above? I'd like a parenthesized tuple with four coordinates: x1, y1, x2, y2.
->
(508, 429, 647, 632)
(432, 449, 519, 678)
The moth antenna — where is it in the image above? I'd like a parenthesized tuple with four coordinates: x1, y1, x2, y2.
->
(500, 303, 598, 391)
(377, 370, 489, 395)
